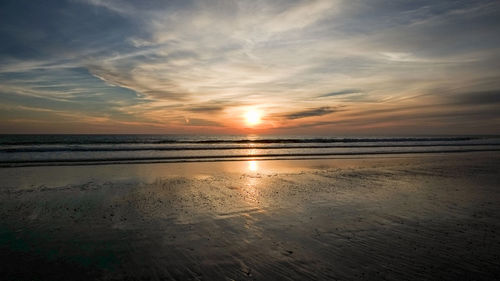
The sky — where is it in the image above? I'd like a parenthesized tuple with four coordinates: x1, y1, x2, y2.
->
(1, 0, 500, 135)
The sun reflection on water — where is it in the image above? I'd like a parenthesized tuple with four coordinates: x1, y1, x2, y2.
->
(248, 148, 257, 156)
(248, 160, 258, 172)
(242, 160, 262, 205)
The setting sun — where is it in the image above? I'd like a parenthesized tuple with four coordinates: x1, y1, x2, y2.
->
(245, 110, 261, 126)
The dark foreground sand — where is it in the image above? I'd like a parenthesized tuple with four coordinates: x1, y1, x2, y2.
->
(1, 152, 500, 280)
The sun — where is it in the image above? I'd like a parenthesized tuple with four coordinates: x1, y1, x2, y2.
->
(245, 110, 261, 126)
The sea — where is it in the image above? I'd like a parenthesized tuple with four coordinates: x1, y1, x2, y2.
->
(1, 135, 500, 167)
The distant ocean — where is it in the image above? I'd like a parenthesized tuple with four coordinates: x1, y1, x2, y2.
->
(1, 135, 500, 167)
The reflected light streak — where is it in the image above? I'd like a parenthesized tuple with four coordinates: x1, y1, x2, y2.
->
(248, 160, 258, 172)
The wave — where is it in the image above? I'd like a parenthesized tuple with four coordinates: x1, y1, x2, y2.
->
(160, 137, 480, 144)
(0, 135, 484, 146)
(2, 148, 499, 167)
(2, 143, 499, 153)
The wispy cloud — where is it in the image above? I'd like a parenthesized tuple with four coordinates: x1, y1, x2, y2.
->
(283, 107, 338, 120)
(1, 0, 500, 133)
(185, 105, 226, 113)
(184, 117, 222, 127)
(317, 89, 363, 99)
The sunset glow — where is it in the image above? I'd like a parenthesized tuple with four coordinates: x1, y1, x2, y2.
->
(0, 1, 499, 135)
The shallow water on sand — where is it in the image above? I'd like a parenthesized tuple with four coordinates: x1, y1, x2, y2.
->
(1, 153, 500, 280)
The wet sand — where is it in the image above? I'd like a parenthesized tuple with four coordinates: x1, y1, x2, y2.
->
(1, 152, 500, 280)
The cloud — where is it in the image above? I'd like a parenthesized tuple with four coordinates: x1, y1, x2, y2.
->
(452, 90, 500, 106)
(317, 89, 362, 98)
(184, 117, 222, 127)
(283, 106, 338, 120)
(184, 105, 226, 113)
(1, 0, 500, 133)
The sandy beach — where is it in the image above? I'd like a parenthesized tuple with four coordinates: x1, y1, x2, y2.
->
(1, 152, 499, 280)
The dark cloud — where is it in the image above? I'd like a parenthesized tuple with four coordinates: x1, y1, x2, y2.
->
(185, 105, 225, 113)
(453, 90, 500, 106)
(277, 104, 500, 132)
(283, 106, 337, 120)
(318, 89, 361, 98)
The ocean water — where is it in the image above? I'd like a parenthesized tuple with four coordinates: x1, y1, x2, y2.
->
(1, 135, 500, 167)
